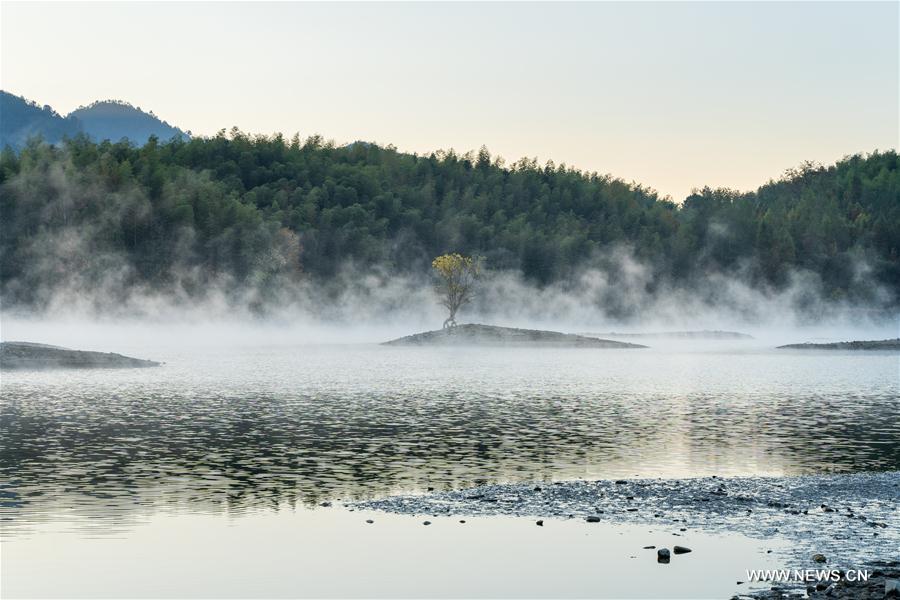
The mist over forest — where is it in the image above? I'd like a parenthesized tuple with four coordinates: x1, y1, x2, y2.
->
(1, 132, 898, 327)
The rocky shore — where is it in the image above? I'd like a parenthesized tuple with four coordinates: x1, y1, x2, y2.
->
(777, 339, 900, 351)
(383, 324, 647, 348)
(352, 472, 900, 597)
(741, 560, 900, 599)
(0, 341, 161, 370)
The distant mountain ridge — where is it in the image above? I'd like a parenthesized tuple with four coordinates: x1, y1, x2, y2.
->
(0, 91, 189, 149)
(70, 99, 188, 146)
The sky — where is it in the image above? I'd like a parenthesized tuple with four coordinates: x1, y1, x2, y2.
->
(1, 1, 897, 200)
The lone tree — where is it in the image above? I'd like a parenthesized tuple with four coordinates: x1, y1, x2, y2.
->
(432, 253, 483, 329)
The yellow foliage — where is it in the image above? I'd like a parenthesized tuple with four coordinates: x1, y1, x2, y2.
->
(431, 253, 483, 328)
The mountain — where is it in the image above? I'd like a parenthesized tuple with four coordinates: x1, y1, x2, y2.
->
(69, 100, 188, 145)
(0, 91, 82, 149)
(0, 91, 188, 149)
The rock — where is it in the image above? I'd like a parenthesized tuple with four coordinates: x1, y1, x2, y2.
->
(674, 545, 692, 554)
(586, 516, 601, 523)
(657, 548, 671, 563)
(615, 480, 627, 484)
(423, 521, 431, 526)
(643, 545, 656, 549)
(365, 519, 374, 524)
(319, 501, 332, 507)
(533, 486, 542, 492)
(536, 520, 544, 526)
(812, 553, 826, 563)
(459, 520, 466, 523)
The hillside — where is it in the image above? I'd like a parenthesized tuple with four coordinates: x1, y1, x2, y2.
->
(0, 91, 82, 149)
(0, 132, 897, 316)
(0, 91, 188, 149)
(69, 100, 188, 145)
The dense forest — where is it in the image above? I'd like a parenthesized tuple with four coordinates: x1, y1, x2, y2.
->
(1, 132, 898, 315)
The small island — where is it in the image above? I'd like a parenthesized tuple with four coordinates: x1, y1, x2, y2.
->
(383, 324, 647, 348)
(777, 338, 900, 351)
(585, 330, 753, 340)
(0, 341, 162, 370)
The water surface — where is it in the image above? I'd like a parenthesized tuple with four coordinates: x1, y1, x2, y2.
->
(2, 343, 898, 532)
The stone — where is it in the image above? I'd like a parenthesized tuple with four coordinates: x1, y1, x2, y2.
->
(812, 553, 826, 563)
(319, 501, 332, 507)
(423, 520, 431, 526)
(643, 545, 655, 549)
(536, 520, 544, 526)
(657, 548, 671, 563)
(673, 545, 692, 554)
(586, 516, 601, 523)
(365, 519, 374, 524)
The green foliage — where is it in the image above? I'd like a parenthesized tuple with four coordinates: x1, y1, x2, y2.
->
(1, 133, 898, 310)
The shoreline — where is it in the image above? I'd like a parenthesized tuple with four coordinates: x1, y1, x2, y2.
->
(352, 471, 900, 596)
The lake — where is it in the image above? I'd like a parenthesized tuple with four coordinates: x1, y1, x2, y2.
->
(1, 331, 898, 597)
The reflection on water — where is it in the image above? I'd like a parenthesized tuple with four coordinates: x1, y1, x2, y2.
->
(1, 345, 898, 532)
(1, 509, 787, 599)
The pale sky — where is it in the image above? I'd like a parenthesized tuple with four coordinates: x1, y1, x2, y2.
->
(1, 1, 897, 200)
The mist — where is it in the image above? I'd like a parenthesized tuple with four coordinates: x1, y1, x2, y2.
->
(2, 243, 897, 353)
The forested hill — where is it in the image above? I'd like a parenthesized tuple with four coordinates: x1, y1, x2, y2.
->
(0, 132, 897, 312)
(0, 91, 83, 149)
(69, 100, 188, 146)
(0, 92, 188, 149)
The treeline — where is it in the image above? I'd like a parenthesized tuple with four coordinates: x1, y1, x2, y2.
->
(1, 132, 898, 310)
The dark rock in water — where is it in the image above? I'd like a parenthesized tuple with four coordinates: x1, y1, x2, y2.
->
(382, 324, 647, 348)
(459, 520, 466, 524)
(319, 501, 332, 507)
(643, 545, 656, 549)
(812, 553, 827, 563)
(657, 548, 671, 563)
(365, 519, 374, 524)
(536, 520, 543, 526)
(0, 341, 160, 370)
(585, 515, 601, 523)
(673, 545, 692, 554)
(423, 520, 431, 526)
(777, 338, 900, 351)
